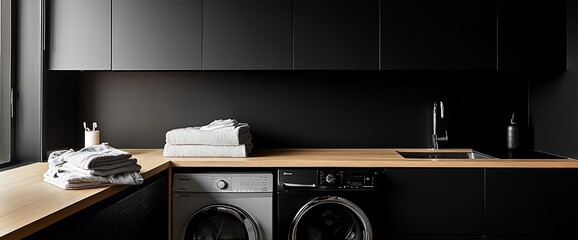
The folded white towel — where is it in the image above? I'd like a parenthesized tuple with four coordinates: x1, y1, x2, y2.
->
(163, 143, 252, 158)
(48, 143, 132, 170)
(61, 162, 142, 176)
(43, 143, 144, 190)
(43, 167, 143, 190)
(199, 119, 239, 131)
(43, 177, 112, 190)
(166, 123, 251, 146)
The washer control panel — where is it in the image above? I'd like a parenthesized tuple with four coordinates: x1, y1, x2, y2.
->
(318, 170, 378, 189)
(173, 173, 273, 193)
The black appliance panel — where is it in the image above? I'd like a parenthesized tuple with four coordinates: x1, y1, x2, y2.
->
(278, 169, 381, 191)
(277, 169, 386, 240)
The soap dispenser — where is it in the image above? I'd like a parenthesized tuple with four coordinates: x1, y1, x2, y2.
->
(507, 112, 519, 150)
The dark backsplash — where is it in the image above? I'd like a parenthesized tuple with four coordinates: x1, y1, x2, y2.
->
(38, 70, 530, 153)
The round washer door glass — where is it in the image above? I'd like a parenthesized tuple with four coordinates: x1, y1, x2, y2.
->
(182, 204, 260, 240)
(290, 196, 373, 240)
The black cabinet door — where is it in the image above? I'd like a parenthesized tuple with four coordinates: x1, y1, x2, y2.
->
(498, 0, 566, 70)
(113, 0, 202, 70)
(381, 0, 496, 69)
(388, 236, 483, 240)
(49, 0, 111, 70)
(383, 168, 484, 235)
(486, 236, 577, 240)
(111, 174, 168, 239)
(203, 0, 292, 70)
(293, 0, 380, 69)
(486, 169, 578, 236)
(25, 173, 168, 240)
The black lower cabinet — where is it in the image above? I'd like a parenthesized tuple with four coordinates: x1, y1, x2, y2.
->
(485, 169, 578, 238)
(25, 171, 168, 240)
(388, 236, 482, 240)
(485, 237, 577, 240)
(382, 168, 484, 237)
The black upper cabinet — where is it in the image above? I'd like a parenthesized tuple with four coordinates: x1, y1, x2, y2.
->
(486, 169, 578, 236)
(381, 0, 497, 70)
(293, 0, 380, 70)
(51, 0, 566, 71)
(203, 0, 292, 70)
(383, 168, 484, 235)
(49, 0, 111, 70)
(113, 0, 202, 70)
(498, 0, 566, 70)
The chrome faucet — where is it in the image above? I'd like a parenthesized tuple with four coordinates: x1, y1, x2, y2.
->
(432, 101, 448, 150)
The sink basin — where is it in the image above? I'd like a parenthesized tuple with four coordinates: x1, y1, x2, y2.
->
(397, 151, 496, 160)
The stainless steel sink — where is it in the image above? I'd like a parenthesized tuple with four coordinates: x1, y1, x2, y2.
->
(397, 151, 496, 160)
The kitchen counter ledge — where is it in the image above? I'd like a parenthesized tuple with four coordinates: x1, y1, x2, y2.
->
(2, 148, 578, 239)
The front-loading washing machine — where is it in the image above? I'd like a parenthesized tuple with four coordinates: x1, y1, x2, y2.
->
(173, 173, 273, 240)
(277, 168, 386, 240)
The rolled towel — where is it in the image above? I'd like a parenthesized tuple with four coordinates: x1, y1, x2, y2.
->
(163, 143, 252, 158)
(166, 123, 251, 146)
(48, 143, 132, 170)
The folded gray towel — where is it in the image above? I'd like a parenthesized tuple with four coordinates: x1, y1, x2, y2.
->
(166, 123, 251, 146)
(85, 158, 137, 171)
(61, 162, 142, 176)
(48, 143, 132, 169)
(163, 143, 252, 158)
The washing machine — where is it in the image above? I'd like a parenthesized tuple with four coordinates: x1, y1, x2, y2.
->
(173, 173, 273, 240)
(277, 168, 386, 240)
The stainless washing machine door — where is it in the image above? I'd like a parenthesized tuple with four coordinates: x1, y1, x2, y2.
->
(182, 204, 260, 240)
(289, 196, 373, 240)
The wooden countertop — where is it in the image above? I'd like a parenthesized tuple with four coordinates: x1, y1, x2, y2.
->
(2, 148, 578, 239)
(163, 148, 578, 168)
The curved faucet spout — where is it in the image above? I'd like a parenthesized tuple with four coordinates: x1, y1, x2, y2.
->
(432, 101, 448, 150)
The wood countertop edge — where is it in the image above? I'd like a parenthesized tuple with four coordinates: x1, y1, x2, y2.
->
(2, 148, 578, 239)
(0, 160, 170, 240)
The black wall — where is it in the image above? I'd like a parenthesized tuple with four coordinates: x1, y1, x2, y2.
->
(530, 0, 577, 158)
(45, 70, 529, 155)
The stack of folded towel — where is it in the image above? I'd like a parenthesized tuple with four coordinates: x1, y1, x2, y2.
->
(43, 143, 143, 190)
(163, 119, 253, 157)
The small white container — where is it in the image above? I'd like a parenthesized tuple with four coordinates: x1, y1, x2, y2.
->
(85, 130, 100, 148)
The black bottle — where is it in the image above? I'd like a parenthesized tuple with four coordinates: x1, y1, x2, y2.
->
(507, 112, 519, 150)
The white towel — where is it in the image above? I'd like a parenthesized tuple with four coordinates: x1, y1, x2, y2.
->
(48, 143, 132, 170)
(163, 143, 252, 158)
(43, 143, 144, 190)
(166, 123, 251, 146)
(43, 177, 112, 190)
(199, 119, 239, 131)
(43, 167, 144, 190)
